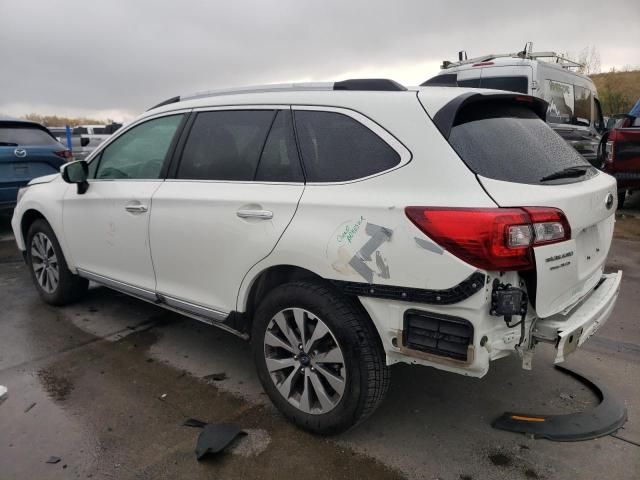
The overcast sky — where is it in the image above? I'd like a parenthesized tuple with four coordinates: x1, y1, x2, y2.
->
(1, 0, 638, 122)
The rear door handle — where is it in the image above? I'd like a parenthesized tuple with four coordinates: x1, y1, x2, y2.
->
(125, 204, 148, 213)
(236, 209, 273, 220)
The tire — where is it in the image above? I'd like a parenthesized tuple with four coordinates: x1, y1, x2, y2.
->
(618, 190, 627, 210)
(252, 281, 390, 435)
(26, 219, 88, 305)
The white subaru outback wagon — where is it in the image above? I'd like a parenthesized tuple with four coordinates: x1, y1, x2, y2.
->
(12, 79, 622, 434)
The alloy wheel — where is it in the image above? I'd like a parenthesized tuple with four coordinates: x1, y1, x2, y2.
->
(31, 232, 59, 294)
(263, 308, 346, 414)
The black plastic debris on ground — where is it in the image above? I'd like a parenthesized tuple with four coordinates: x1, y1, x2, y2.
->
(203, 372, 228, 382)
(181, 418, 246, 460)
(183, 417, 208, 428)
(196, 424, 246, 460)
(492, 365, 628, 441)
(46, 456, 61, 464)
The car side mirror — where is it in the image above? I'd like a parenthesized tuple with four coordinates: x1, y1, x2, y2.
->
(61, 160, 89, 194)
(80, 137, 90, 147)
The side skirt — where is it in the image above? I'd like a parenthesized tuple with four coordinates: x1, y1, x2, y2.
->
(76, 269, 249, 339)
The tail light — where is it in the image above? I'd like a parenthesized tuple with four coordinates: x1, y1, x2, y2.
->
(54, 150, 73, 161)
(405, 207, 571, 271)
(605, 140, 615, 165)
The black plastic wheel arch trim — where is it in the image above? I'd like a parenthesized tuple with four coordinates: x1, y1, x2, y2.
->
(492, 365, 628, 442)
(331, 271, 486, 305)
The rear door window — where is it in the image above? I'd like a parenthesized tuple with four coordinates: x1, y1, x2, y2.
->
(0, 126, 59, 146)
(293, 110, 400, 182)
(254, 110, 304, 182)
(448, 102, 593, 185)
(177, 110, 275, 181)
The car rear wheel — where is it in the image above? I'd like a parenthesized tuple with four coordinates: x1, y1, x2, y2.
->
(26, 219, 88, 305)
(252, 281, 390, 435)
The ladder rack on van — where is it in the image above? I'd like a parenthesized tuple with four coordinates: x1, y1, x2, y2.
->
(441, 49, 584, 71)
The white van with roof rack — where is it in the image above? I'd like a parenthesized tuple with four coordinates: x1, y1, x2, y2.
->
(12, 78, 621, 434)
(423, 43, 607, 164)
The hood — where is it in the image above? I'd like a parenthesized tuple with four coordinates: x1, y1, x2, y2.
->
(28, 173, 60, 186)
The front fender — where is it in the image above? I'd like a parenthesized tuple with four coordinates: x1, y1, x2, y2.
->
(11, 180, 74, 270)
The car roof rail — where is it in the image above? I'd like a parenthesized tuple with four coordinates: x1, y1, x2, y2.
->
(147, 96, 181, 111)
(333, 79, 407, 91)
(146, 79, 407, 110)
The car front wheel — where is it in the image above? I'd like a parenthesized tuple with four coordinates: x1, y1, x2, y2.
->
(26, 219, 88, 305)
(252, 281, 390, 435)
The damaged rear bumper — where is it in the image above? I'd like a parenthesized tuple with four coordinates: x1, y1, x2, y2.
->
(532, 271, 622, 363)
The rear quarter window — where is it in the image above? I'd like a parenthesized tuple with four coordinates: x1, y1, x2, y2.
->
(294, 110, 401, 182)
(480, 76, 528, 94)
(448, 102, 593, 185)
(421, 74, 458, 86)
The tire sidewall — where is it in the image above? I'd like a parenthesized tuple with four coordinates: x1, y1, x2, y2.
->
(252, 283, 368, 434)
(26, 220, 69, 304)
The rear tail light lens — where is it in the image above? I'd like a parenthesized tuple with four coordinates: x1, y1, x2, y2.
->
(525, 207, 571, 245)
(507, 225, 533, 247)
(54, 150, 73, 161)
(405, 207, 571, 271)
(606, 140, 615, 164)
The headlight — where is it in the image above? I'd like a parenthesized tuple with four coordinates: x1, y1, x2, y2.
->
(16, 186, 29, 204)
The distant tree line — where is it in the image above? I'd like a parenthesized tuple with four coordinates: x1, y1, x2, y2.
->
(22, 113, 109, 127)
(591, 68, 640, 116)
(565, 46, 639, 115)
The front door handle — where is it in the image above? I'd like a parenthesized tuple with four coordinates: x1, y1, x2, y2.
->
(236, 209, 273, 220)
(125, 204, 148, 213)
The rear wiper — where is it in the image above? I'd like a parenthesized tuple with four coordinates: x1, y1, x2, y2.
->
(0, 142, 19, 146)
(540, 166, 590, 182)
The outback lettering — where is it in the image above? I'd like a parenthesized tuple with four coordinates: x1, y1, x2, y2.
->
(545, 251, 574, 263)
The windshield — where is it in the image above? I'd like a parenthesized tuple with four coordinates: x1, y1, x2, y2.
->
(0, 126, 60, 146)
(448, 102, 594, 185)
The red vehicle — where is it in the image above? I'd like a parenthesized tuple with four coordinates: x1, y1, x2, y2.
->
(601, 113, 640, 208)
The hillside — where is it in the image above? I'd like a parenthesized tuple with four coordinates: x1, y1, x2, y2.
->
(590, 70, 640, 115)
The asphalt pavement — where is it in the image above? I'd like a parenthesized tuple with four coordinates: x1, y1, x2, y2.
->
(0, 204, 639, 480)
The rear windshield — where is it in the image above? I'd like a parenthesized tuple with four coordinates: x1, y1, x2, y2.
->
(448, 102, 593, 185)
(0, 126, 59, 146)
